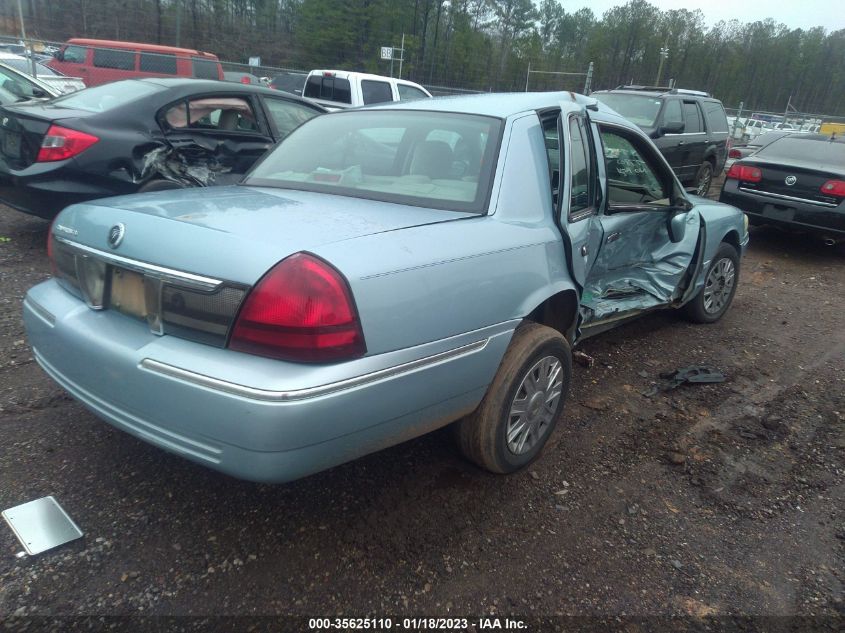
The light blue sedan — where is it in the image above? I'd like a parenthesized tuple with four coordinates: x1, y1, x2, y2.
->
(24, 92, 748, 482)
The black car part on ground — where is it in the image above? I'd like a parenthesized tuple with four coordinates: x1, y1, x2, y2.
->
(0, 78, 325, 218)
(719, 134, 845, 242)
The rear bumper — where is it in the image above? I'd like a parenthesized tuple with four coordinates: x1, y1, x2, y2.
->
(720, 180, 845, 236)
(24, 279, 512, 482)
(0, 161, 124, 219)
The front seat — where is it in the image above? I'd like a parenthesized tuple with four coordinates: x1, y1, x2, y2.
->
(217, 109, 240, 131)
(407, 140, 453, 179)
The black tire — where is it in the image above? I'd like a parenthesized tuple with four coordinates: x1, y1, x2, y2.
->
(682, 242, 740, 323)
(455, 322, 572, 474)
(138, 179, 184, 193)
(694, 161, 714, 197)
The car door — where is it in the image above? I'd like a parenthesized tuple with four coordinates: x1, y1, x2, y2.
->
(158, 93, 275, 183)
(579, 123, 701, 326)
(558, 110, 603, 289)
(681, 101, 708, 180)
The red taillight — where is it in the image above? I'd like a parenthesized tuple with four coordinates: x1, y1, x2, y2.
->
(240, 76, 251, 84)
(229, 252, 366, 362)
(728, 149, 742, 159)
(820, 180, 845, 197)
(37, 125, 99, 162)
(726, 164, 762, 183)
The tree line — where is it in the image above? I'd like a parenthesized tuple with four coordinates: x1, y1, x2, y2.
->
(3, 0, 844, 115)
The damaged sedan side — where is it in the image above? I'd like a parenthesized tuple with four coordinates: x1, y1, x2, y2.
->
(0, 77, 325, 219)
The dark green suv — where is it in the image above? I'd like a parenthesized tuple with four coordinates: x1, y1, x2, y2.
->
(593, 86, 729, 196)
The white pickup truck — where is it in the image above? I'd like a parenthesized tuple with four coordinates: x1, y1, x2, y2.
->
(303, 70, 431, 110)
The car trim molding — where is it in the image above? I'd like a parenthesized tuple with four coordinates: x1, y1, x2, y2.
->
(737, 187, 837, 208)
(139, 338, 490, 402)
(54, 237, 223, 290)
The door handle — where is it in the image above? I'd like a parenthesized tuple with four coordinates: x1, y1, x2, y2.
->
(678, 141, 685, 146)
(580, 245, 589, 256)
(606, 232, 621, 244)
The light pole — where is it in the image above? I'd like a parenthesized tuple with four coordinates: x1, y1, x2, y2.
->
(655, 46, 669, 86)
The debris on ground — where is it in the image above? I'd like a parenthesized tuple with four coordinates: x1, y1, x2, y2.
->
(642, 366, 726, 397)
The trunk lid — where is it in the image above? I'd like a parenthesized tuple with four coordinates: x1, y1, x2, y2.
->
(739, 157, 842, 206)
(54, 185, 475, 285)
(0, 104, 94, 169)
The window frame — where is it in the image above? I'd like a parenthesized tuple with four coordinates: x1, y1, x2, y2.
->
(361, 79, 394, 105)
(158, 93, 269, 137)
(597, 122, 687, 212)
(566, 113, 598, 222)
(92, 47, 137, 71)
(682, 101, 704, 134)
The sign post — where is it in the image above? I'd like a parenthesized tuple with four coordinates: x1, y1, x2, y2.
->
(380, 36, 405, 78)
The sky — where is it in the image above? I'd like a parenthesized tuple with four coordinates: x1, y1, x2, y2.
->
(564, 0, 845, 32)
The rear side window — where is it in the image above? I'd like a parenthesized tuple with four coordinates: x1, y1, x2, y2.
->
(361, 80, 393, 104)
(568, 117, 591, 215)
(682, 102, 703, 134)
(397, 84, 429, 101)
(192, 57, 219, 79)
(62, 45, 87, 63)
(163, 96, 258, 132)
(702, 101, 728, 133)
(140, 53, 177, 75)
(93, 47, 136, 71)
(304, 76, 352, 104)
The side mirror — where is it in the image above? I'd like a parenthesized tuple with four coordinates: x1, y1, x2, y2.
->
(667, 207, 689, 243)
(31, 88, 48, 99)
(660, 120, 685, 136)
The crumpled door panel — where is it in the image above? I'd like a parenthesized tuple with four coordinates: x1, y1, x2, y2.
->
(580, 210, 700, 323)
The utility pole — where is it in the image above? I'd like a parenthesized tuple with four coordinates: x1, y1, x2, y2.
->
(583, 62, 593, 94)
(175, 0, 181, 47)
(15, 0, 37, 78)
(655, 45, 669, 86)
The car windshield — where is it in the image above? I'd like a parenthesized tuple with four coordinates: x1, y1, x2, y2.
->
(2, 58, 58, 76)
(593, 94, 663, 127)
(756, 135, 845, 163)
(47, 80, 165, 112)
(245, 110, 502, 213)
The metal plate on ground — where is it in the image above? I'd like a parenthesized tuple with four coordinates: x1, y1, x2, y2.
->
(2, 496, 83, 555)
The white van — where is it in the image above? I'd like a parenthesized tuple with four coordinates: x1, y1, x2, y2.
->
(303, 70, 432, 110)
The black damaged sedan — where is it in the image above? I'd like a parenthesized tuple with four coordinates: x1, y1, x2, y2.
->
(720, 133, 845, 243)
(0, 78, 325, 218)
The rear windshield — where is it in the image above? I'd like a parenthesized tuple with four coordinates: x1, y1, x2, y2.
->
(593, 93, 662, 127)
(756, 136, 845, 164)
(245, 110, 502, 213)
(304, 75, 352, 104)
(48, 80, 164, 112)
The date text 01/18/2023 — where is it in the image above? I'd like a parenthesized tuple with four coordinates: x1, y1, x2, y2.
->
(307, 617, 528, 630)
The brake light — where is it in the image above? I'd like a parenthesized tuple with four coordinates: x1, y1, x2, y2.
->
(726, 164, 762, 183)
(240, 76, 251, 84)
(37, 125, 99, 162)
(229, 252, 366, 362)
(728, 149, 742, 159)
(820, 180, 845, 197)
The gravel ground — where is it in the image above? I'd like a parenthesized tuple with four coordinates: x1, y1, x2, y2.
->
(0, 181, 843, 628)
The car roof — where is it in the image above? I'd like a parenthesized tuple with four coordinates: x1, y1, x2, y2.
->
(364, 91, 625, 120)
(65, 38, 216, 57)
(309, 69, 426, 88)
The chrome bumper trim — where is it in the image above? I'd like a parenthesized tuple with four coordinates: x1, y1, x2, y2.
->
(140, 338, 489, 402)
(738, 187, 838, 208)
(54, 237, 223, 291)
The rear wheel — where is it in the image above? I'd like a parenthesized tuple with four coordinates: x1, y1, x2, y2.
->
(694, 161, 714, 197)
(456, 322, 571, 474)
(683, 242, 740, 323)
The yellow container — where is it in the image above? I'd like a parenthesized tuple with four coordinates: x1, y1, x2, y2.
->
(819, 122, 845, 136)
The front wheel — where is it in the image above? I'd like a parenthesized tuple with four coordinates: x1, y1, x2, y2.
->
(682, 242, 740, 323)
(455, 322, 572, 474)
(694, 161, 714, 197)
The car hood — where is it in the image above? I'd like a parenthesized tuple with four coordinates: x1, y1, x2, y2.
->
(54, 185, 476, 285)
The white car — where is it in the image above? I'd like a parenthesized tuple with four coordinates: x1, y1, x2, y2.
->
(303, 69, 431, 110)
(0, 52, 84, 94)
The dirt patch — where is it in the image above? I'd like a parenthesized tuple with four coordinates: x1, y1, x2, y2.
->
(0, 204, 842, 620)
